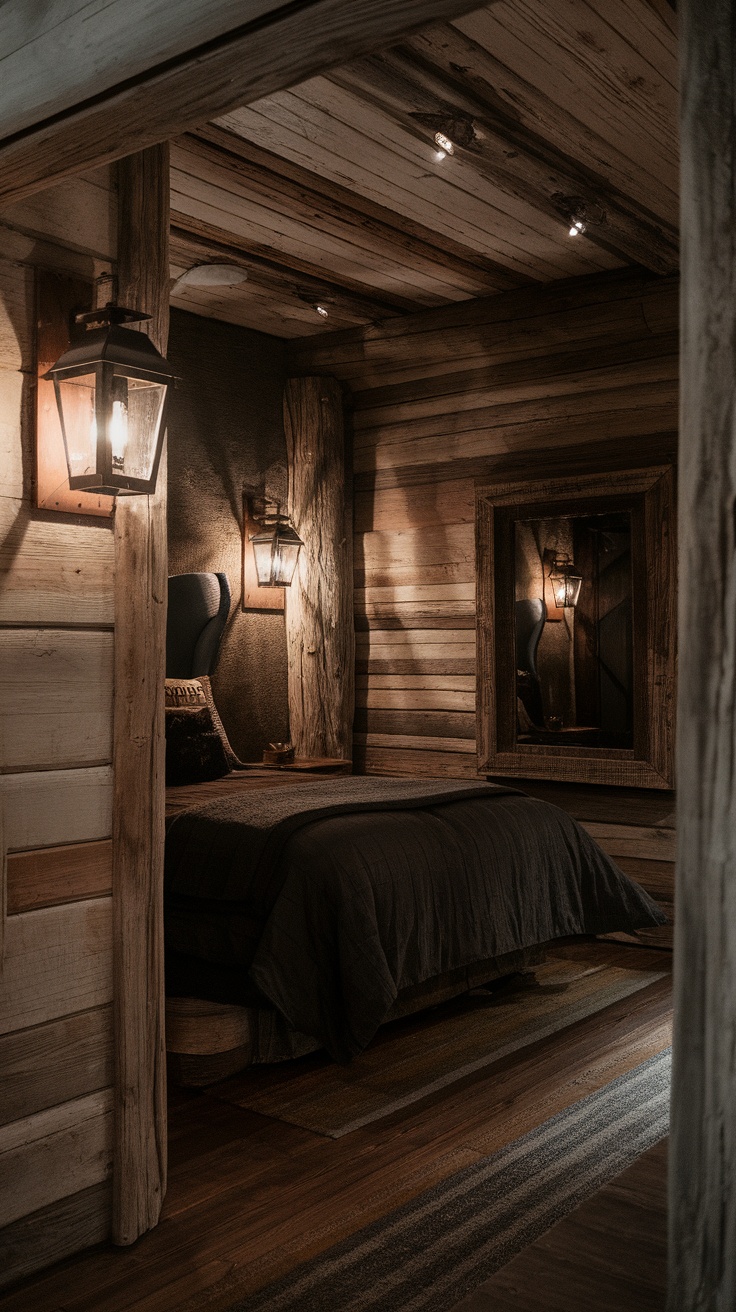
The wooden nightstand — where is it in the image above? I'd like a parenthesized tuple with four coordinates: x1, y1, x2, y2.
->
(244, 757, 352, 774)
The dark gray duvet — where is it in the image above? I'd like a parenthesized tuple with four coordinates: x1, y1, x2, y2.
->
(164, 777, 666, 1062)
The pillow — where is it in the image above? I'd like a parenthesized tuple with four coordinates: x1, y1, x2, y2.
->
(165, 675, 242, 783)
(165, 707, 230, 785)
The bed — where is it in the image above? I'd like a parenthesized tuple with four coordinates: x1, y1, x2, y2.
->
(163, 771, 666, 1084)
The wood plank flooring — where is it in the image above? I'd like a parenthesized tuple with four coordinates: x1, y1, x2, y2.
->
(452, 1139, 667, 1312)
(0, 941, 671, 1312)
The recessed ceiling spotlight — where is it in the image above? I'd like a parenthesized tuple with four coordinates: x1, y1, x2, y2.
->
(568, 218, 586, 237)
(434, 131, 455, 161)
(171, 262, 249, 292)
(315, 304, 329, 318)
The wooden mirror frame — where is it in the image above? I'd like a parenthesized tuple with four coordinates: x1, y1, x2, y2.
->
(475, 465, 676, 789)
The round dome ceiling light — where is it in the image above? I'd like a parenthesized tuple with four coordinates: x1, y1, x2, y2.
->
(171, 263, 249, 292)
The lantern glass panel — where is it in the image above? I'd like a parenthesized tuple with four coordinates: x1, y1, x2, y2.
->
(114, 374, 167, 482)
(252, 535, 276, 587)
(551, 571, 582, 609)
(55, 373, 97, 481)
(270, 535, 301, 586)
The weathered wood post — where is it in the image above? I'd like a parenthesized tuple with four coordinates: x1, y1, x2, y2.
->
(669, 2, 736, 1305)
(112, 145, 169, 1245)
(283, 376, 354, 760)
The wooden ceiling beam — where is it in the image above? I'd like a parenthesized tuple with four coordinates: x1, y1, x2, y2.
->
(169, 216, 413, 324)
(0, 0, 493, 210)
(408, 22, 678, 223)
(182, 125, 528, 296)
(328, 45, 680, 275)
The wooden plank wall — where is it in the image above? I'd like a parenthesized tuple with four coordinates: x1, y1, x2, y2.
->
(0, 168, 117, 1287)
(287, 268, 679, 779)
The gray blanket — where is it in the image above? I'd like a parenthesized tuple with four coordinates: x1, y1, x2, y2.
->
(164, 777, 666, 1061)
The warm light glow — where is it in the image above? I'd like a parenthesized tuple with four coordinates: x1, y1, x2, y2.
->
(251, 516, 304, 587)
(109, 399, 128, 470)
(434, 131, 455, 159)
(550, 554, 583, 608)
(569, 218, 586, 237)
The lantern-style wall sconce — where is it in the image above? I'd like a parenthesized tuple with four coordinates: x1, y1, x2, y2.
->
(242, 494, 304, 611)
(43, 302, 176, 496)
(251, 508, 303, 588)
(549, 553, 583, 609)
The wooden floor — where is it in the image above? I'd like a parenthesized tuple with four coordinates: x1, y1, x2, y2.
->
(0, 941, 671, 1312)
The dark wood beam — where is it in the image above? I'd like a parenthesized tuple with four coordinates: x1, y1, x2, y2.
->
(0, 0, 491, 209)
(169, 219, 413, 323)
(669, 1, 736, 1306)
(112, 146, 169, 1247)
(181, 125, 527, 296)
(328, 45, 679, 275)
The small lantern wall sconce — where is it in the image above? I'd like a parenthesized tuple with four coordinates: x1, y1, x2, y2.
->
(549, 553, 583, 609)
(242, 493, 303, 611)
(43, 302, 176, 496)
(250, 510, 304, 588)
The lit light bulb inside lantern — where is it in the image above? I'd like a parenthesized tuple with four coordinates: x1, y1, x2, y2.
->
(568, 218, 586, 237)
(110, 399, 128, 470)
(434, 131, 455, 160)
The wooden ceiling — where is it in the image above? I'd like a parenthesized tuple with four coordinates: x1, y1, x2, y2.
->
(169, 0, 678, 338)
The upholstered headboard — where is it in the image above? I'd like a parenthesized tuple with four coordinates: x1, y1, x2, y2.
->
(166, 572, 231, 678)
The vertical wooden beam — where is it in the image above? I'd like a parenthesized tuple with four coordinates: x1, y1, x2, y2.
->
(284, 377, 354, 759)
(670, 3, 736, 1306)
(112, 145, 169, 1246)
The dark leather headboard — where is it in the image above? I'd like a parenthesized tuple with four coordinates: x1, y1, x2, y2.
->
(166, 572, 231, 678)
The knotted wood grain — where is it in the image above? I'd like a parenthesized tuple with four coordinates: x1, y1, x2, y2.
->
(112, 145, 169, 1247)
(284, 377, 354, 760)
(669, 1, 736, 1306)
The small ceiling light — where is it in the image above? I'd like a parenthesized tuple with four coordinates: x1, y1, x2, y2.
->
(549, 554, 583, 609)
(434, 131, 455, 160)
(43, 302, 176, 496)
(171, 263, 248, 292)
(315, 304, 329, 319)
(251, 508, 304, 588)
(568, 218, 586, 237)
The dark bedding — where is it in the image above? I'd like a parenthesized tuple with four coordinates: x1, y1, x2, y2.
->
(164, 776, 665, 1062)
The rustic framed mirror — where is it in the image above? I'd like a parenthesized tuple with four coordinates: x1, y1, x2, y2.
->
(476, 465, 676, 788)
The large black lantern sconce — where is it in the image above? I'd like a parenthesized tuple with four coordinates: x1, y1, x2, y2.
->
(250, 506, 304, 588)
(43, 303, 176, 496)
(549, 553, 583, 609)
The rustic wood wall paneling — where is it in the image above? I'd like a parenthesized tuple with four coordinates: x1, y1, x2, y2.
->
(669, 0, 736, 1305)
(284, 377, 355, 760)
(288, 267, 679, 782)
(0, 0, 496, 209)
(0, 167, 117, 1286)
(7, 840, 112, 915)
(112, 146, 169, 1248)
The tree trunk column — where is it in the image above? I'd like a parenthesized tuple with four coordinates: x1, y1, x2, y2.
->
(284, 376, 354, 760)
(670, 3, 736, 1306)
(112, 144, 169, 1246)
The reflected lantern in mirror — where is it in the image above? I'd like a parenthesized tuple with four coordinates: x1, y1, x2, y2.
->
(251, 517, 304, 587)
(549, 554, 583, 608)
(43, 303, 176, 495)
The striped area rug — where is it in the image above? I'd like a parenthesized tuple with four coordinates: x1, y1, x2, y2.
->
(228, 1048, 671, 1312)
(220, 952, 668, 1137)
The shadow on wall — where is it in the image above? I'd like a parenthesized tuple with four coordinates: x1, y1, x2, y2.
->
(166, 307, 289, 761)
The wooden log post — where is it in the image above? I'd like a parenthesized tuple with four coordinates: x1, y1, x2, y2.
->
(112, 145, 169, 1246)
(669, 2, 736, 1307)
(284, 377, 354, 760)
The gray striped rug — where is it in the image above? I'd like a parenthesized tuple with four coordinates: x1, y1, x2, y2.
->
(230, 1048, 671, 1312)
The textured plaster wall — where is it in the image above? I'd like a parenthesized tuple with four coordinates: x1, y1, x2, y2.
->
(166, 308, 289, 761)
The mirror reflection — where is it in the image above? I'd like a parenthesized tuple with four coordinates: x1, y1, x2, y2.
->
(514, 512, 633, 749)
